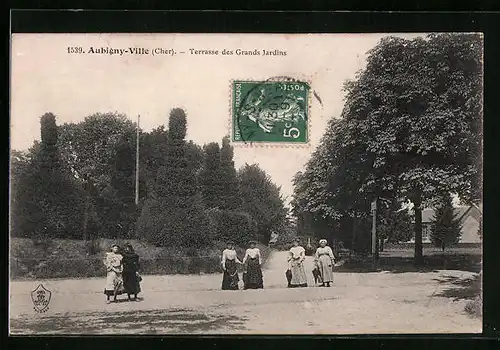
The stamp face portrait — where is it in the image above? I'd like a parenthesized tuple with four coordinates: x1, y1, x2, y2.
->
(232, 80, 309, 144)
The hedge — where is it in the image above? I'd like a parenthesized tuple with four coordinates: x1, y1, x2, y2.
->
(10, 256, 223, 280)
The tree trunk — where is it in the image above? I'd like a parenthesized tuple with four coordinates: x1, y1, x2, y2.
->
(83, 195, 90, 242)
(413, 190, 424, 265)
(351, 214, 357, 255)
(379, 238, 384, 252)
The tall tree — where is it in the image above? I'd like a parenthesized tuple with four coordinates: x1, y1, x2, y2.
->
(219, 136, 242, 210)
(11, 113, 84, 238)
(238, 164, 287, 244)
(344, 34, 481, 263)
(293, 34, 482, 263)
(430, 193, 462, 251)
(199, 142, 222, 208)
(138, 108, 212, 247)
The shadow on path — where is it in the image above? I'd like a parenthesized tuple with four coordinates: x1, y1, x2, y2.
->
(432, 274, 481, 301)
(10, 308, 248, 334)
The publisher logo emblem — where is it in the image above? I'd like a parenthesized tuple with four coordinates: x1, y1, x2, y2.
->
(31, 284, 51, 313)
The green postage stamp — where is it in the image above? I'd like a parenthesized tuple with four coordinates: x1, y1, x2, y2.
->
(232, 80, 310, 144)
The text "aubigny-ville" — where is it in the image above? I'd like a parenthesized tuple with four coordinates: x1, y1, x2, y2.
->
(87, 47, 175, 56)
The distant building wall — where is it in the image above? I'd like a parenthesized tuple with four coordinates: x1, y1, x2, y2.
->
(405, 205, 482, 244)
(460, 216, 481, 243)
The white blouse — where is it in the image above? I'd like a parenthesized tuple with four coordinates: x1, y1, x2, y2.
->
(104, 252, 123, 272)
(315, 246, 335, 261)
(221, 249, 242, 269)
(288, 246, 306, 261)
(243, 248, 261, 265)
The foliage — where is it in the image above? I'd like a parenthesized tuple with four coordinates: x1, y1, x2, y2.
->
(138, 108, 212, 248)
(377, 199, 413, 244)
(292, 33, 482, 263)
(11, 109, 285, 252)
(219, 136, 242, 210)
(238, 164, 287, 244)
(57, 112, 141, 239)
(199, 142, 222, 209)
(430, 193, 462, 251)
(205, 208, 257, 245)
(10, 113, 85, 239)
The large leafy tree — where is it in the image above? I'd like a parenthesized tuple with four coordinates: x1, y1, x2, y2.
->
(138, 108, 212, 247)
(294, 33, 482, 263)
(57, 112, 141, 239)
(291, 118, 376, 251)
(238, 164, 287, 244)
(342, 34, 482, 263)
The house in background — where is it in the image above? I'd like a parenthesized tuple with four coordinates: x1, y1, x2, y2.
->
(407, 203, 482, 244)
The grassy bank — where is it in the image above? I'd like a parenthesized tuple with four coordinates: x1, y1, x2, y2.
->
(10, 238, 271, 280)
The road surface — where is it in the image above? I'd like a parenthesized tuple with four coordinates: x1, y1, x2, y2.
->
(9, 250, 481, 334)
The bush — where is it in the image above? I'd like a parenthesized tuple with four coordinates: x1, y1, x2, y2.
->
(9, 238, 272, 279)
(465, 296, 482, 317)
(206, 208, 257, 245)
(10, 255, 224, 279)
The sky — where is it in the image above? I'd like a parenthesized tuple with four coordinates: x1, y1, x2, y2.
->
(10, 33, 424, 205)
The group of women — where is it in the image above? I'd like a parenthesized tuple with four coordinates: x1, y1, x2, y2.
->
(287, 238, 336, 288)
(221, 240, 264, 290)
(103, 238, 336, 301)
(103, 243, 142, 303)
(220, 238, 337, 290)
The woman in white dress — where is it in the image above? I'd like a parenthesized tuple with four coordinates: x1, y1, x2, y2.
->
(221, 241, 242, 290)
(314, 239, 336, 287)
(103, 244, 125, 303)
(243, 241, 263, 289)
(287, 238, 308, 288)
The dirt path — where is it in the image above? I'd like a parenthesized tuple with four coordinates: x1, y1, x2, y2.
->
(9, 251, 481, 334)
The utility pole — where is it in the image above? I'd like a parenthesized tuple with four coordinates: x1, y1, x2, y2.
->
(371, 198, 377, 267)
(135, 114, 140, 206)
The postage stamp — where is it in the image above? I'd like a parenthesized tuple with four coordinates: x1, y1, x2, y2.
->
(232, 79, 310, 144)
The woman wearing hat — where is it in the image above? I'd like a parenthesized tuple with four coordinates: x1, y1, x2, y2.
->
(314, 239, 336, 287)
(221, 241, 242, 290)
(287, 238, 308, 288)
(122, 243, 141, 301)
(242, 240, 264, 289)
(103, 244, 125, 303)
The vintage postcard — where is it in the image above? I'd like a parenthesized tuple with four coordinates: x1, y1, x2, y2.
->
(9, 33, 483, 334)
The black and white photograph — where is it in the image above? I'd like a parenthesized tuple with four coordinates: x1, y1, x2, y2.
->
(9, 32, 483, 334)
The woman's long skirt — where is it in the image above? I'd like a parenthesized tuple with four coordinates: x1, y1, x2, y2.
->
(244, 258, 263, 289)
(289, 260, 308, 287)
(123, 270, 141, 295)
(104, 270, 124, 296)
(317, 255, 334, 283)
(222, 259, 239, 290)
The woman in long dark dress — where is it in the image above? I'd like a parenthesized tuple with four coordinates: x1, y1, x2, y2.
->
(221, 241, 242, 290)
(243, 241, 264, 289)
(122, 243, 141, 301)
